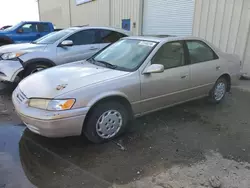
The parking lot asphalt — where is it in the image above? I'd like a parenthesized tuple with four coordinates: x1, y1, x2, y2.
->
(1, 81, 250, 187)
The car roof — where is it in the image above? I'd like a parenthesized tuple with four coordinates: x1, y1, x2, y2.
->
(124, 36, 208, 43)
(21, 21, 52, 24)
(124, 35, 221, 54)
(68, 26, 132, 36)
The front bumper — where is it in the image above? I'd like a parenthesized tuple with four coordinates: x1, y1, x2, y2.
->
(12, 88, 90, 137)
(18, 112, 87, 137)
(0, 59, 23, 82)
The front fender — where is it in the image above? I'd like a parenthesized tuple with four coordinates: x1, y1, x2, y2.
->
(0, 35, 14, 44)
(57, 88, 131, 110)
(0, 59, 23, 82)
(19, 52, 56, 67)
(87, 91, 130, 108)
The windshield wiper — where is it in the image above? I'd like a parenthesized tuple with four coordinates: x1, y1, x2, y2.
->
(87, 57, 95, 63)
(96, 60, 117, 69)
(31, 41, 37, 44)
(87, 58, 117, 69)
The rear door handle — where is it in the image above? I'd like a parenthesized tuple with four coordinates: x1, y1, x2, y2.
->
(216, 66, 221, 70)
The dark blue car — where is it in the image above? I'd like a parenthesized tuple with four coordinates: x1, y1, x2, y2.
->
(0, 21, 55, 46)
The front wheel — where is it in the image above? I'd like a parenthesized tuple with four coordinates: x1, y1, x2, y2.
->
(83, 101, 129, 143)
(23, 63, 52, 78)
(209, 77, 228, 103)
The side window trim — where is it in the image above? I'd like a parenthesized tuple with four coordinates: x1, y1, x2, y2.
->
(151, 40, 189, 70)
(182, 40, 190, 66)
(184, 40, 219, 65)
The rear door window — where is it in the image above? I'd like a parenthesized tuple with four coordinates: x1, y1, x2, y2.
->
(186, 40, 219, 64)
(99, 30, 127, 43)
(38, 23, 50, 32)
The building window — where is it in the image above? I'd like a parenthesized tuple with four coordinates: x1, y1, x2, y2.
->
(75, 0, 94, 6)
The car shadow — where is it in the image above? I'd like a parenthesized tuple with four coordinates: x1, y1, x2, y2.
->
(19, 89, 250, 185)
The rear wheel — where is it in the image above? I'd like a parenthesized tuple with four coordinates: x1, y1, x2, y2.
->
(83, 101, 129, 143)
(23, 63, 52, 78)
(209, 77, 228, 103)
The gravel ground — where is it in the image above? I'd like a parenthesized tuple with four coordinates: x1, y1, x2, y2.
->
(0, 83, 20, 124)
(115, 151, 250, 188)
(1, 81, 250, 188)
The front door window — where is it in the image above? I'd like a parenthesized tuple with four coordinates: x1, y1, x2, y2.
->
(20, 23, 38, 33)
(152, 41, 185, 69)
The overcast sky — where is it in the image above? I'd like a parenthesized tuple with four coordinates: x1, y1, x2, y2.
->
(0, 0, 39, 27)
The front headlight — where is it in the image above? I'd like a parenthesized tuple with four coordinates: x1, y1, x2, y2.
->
(1, 52, 26, 60)
(47, 99, 76, 111)
(28, 98, 75, 111)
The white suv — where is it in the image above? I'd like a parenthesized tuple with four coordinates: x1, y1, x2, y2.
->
(0, 26, 131, 82)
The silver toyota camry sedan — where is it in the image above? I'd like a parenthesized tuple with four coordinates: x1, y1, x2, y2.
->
(12, 36, 241, 143)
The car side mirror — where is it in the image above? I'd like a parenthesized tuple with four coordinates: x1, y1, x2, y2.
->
(17, 28, 23, 33)
(143, 64, 164, 74)
(60, 40, 73, 47)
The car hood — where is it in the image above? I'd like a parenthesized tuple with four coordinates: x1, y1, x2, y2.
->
(0, 43, 47, 54)
(18, 61, 130, 98)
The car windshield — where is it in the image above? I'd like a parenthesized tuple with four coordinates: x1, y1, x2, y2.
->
(32, 29, 73, 44)
(3, 22, 21, 31)
(92, 39, 157, 71)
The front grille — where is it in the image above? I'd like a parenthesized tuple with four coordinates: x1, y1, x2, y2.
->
(15, 88, 27, 103)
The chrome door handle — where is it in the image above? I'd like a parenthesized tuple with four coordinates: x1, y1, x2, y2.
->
(216, 66, 221, 70)
(181, 75, 188, 79)
(89, 47, 98, 50)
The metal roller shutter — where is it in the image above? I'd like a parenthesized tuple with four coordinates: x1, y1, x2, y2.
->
(142, 0, 195, 36)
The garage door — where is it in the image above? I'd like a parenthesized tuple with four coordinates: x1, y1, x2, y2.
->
(142, 0, 195, 36)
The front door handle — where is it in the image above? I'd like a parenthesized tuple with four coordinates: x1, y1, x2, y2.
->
(216, 66, 221, 70)
(89, 47, 98, 50)
(181, 75, 188, 79)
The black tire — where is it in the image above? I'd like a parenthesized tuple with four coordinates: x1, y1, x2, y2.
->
(83, 101, 129, 144)
(23, 63, 52, 78)
(0, 42, 7, 46)
(209, 77, 228, 103)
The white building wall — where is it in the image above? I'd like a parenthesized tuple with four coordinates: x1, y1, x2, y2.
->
(69, 0, 141, 34)
(39, 0, 71, 28)
(110, 0, 142, 35)
(193, 0, 250, 73)
(69, 0, 110, 27)
(39, 0, 141, 35)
